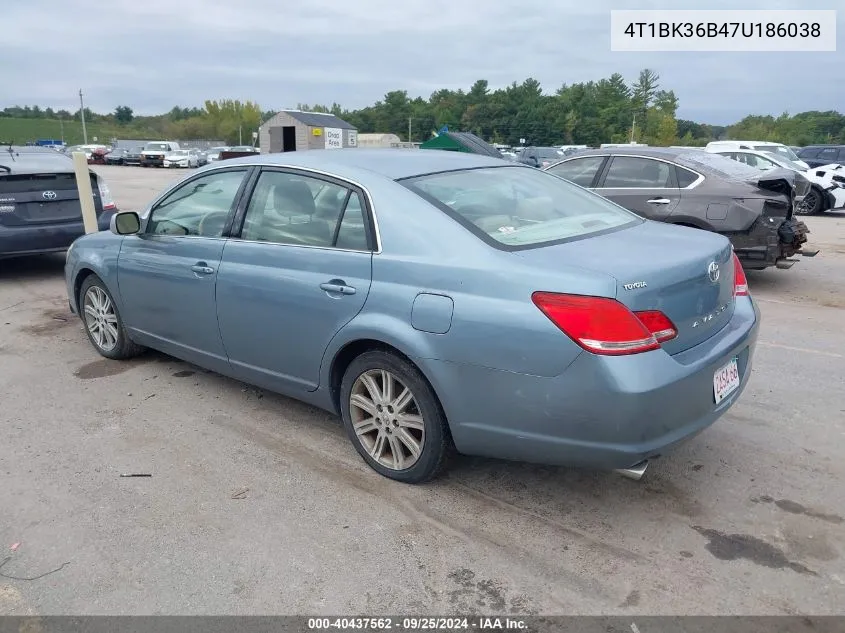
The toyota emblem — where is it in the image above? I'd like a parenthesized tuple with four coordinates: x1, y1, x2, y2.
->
(42, 190, 57, 200)
(707, 261, 720, 283)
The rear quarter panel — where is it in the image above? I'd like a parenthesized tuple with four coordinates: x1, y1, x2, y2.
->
(321, 181, 614, 382)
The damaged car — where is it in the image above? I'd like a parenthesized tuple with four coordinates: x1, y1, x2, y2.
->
(544, 147, 818, 271)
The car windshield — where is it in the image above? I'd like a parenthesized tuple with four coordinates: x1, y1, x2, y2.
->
(145, 143, 169, 151)
(402, 166, 640, 249)
(753, 144, 801, 162)
(170, 150, 188, 156)
(760, 151, 805, 171)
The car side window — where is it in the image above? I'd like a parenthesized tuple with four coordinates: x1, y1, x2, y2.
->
(546, 156, 606, 187)
(602, 157, 673, 188)
(240, 171, 362, 248)
(146, 169, 248, 238)
(799, 148, 821, 159)
(334, 193, 369, 250)
(675, 166, 699, 188)
(820, 148, 839, 161)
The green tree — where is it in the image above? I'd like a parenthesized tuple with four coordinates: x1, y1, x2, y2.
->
(114, 105, 134, 124)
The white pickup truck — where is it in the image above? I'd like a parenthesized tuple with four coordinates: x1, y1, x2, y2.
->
(140, 141, 181, 168)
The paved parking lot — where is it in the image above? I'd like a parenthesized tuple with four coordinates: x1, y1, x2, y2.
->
(1, 164, 844, 615)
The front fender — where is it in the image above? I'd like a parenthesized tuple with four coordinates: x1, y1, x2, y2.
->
(67, 235, 126, 314)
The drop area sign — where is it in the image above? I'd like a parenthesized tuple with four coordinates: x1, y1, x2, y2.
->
(324, 128, 343, 149)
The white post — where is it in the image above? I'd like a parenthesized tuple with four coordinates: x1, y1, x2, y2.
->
(72, 152, 98, 234)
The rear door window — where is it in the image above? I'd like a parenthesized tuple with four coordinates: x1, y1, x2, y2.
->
(546, 156, 606, 187)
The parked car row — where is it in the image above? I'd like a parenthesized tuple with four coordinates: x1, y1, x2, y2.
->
(56, 142, 260, 169)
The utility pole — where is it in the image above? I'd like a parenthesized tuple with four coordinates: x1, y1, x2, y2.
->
(408, 116, 412, 148)
(239, 125, 243, 145)
(79, 89, 88, 144)
(60, 116, 65, 143)
(630, 113, 636, 144)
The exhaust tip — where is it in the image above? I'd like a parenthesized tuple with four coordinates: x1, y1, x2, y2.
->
(614, 460, 649, 481)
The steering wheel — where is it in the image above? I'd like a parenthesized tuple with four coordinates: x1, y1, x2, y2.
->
(197, 211, 229, 237)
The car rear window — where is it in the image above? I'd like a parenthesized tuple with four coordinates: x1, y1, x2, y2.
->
(0, 172, 78, 193)
(402, 166, 641, 250)
(679, 152, 763, 180)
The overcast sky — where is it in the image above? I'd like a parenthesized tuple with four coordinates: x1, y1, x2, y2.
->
(3, 0, 842, 125)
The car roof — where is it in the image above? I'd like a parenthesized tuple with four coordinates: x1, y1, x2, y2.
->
(558, 146, 695, 160)
(0, 146, 76, 174)
(208, 148, 514, 181)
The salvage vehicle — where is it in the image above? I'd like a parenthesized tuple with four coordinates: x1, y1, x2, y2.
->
(544, 147, 817, 270)
(1, 145, 117, 258)
(65, 149, 759, 483)
(140, 141, 181, 167)
(163, 149, 199, 168)
(123, 146, 144, 166)
(705, 140, 809, 169)
(205, 146, 229, 163)
(104, 147, 129, 165)
(797, 145, 845, 169)
(707, 147, 845, 214)
(516, 146, 565, 168)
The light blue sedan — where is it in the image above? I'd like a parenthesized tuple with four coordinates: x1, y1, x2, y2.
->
(65, 149, 760, 483)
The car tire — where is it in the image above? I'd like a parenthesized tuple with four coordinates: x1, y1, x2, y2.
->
(339, 350, 453, 483)
(79, 275, 145, 360)
(796, 187, 823, 215)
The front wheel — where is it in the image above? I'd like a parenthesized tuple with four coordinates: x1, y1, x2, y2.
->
(340, 350, 452, 483)
(79, 275, 145, 360)
(796, 188, 823, 215)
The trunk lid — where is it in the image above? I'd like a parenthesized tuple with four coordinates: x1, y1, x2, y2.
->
(513, 221, 736, 355)
(0, 172, 102, 227)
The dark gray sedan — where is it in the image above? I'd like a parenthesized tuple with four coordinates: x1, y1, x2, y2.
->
(544, 147, 817, 271)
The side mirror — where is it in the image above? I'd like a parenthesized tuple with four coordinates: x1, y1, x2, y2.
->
(110, 211, 141, 235)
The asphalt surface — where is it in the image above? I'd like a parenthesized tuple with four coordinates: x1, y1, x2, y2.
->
(0, 165, 843, 615)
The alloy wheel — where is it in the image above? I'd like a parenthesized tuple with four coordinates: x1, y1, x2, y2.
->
(349, 369, 425, 471)
(83, 286, 119, 352)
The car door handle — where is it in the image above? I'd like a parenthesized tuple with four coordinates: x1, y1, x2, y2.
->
(191, 262, 215, 275)
(320, 281, 356, 295)
(648, 198, 671, 204)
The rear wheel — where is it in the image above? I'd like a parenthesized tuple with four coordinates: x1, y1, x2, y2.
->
(796, 187, 823, 215)
(340, 350, 452, 483)
(79, 275, 144, 360)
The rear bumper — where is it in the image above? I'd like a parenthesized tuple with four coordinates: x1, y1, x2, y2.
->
(0, 211, 115, 258)
(733, 217, 810, 270)
(422, 295, 760, 471)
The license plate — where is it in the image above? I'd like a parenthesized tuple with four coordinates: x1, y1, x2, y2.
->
(713, 357, 740, 404)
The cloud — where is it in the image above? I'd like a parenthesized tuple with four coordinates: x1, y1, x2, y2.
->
(2, 0, 842, 124)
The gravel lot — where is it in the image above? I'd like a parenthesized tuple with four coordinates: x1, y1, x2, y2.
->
(1, 164, 843, 615)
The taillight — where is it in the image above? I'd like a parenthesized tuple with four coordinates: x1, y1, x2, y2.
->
(96, 176, 116, 211)
(733, 252, 748, 297)
(634, 310, 677, 343)
(531, 292, 677, 356)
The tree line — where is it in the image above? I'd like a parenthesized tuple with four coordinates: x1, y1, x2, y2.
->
(3, 69, 843, 146)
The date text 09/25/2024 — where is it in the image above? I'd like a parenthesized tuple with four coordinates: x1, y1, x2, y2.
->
(307, 617, 528, 631)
